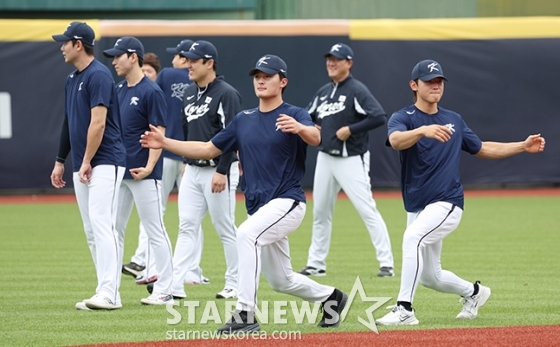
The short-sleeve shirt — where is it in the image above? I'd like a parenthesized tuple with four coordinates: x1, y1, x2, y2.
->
(116, 76, 167, 180)
(387, 105, 482, 212)
(65, 59, 126, 172)
(211, 102, 312, 215)
(155, 67, 191, 161)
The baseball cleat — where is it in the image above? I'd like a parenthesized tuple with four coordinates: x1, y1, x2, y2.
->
(135, 274, 158, 285)
(377, 266, 395, 277)
(216, 310, 261, 335)
(140, 293, 174, 306)
(318, 288, 348, 328)
(456, 281, 491, 319)
(84, 294, 122, 310)
(216, 288, 237, 299)
(185, 276, 210, 285)
(122, 262, 146, 277)
(298, 266, 326, 277)
(75, 300, 91, 311)
(376, 305, 419, 326)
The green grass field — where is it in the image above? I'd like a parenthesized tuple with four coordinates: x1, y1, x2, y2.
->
(1, 195, 560, 346)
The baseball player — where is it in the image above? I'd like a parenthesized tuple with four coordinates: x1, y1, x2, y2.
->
(123, 51, 161, 283)
(103, 37, 174, 305)
(299, 43, 394, 278)
(124, 40, 209, 286)
(171, 40, 240, 299)
(140, 54, 348, 334)
(377, 59, 545, 325)
(50, 22, 126, 310)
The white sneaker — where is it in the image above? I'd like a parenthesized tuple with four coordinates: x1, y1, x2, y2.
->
(216, 288, 237, 299)
(376, 305, 419, 326)
(456, 282, 491, 319)
(84, 294, 122, 310)
(75, 300, 90, 311)
(141, 293, 174, 305)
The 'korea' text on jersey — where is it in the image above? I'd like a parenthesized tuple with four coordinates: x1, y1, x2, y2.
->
(307, 74, 386, 157)
(182, 76, 241, 174)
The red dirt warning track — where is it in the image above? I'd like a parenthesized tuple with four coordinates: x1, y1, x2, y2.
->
(74, 325, 560, 347)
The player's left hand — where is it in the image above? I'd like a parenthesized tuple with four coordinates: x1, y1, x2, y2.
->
(78, 162, 92, 184)
(211, 172, 226, 193)
(336, 126, 351, 141)
(140, 124, 165, 149)
(276, 114, 302, 134)
(130, 167, 152, 181)
(524, 134, 545, 153)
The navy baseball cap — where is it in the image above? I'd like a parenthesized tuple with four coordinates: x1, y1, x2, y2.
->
(411, 60, 448, 81)
(103, 37, 145, 60)
(166, 39, 194, 55)
(324, 43, 353, 60)
(248, 54, 288, 77)
(182, 40, 218, 62)
(52, 21, 95, 47)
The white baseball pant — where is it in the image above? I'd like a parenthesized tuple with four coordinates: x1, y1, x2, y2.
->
(236, 198, 334, 312)
(116, 179, 174, 295)
(73, 165, 125, 304)
(307, 151, 393, 270)
(397, 201, 473, 303)
(172, 162, 239, 297)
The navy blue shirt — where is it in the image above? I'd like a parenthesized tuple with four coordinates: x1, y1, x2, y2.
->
(387, 105, 482, 212)
(211, 102, 312, 215)
(64, 59, 126, 172)
(116, 76, 167, 180)
(156, 67, 191, 161)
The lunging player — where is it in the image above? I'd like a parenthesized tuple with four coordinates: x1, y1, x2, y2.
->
(140, 54, 348, 334)
(377, 59, 545, 325)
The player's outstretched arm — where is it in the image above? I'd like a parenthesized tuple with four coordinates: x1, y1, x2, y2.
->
(141, 124, 222, 160)
(476, 134, 545, 159)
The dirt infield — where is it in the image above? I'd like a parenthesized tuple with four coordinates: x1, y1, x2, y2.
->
(1, 188, 559, 205)
(74, 325, 560, 347)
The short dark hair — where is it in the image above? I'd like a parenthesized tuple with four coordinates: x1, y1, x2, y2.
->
(71, 39, 94, 56)
(279, 72, 287, 94)
(202, 58, 218, 72)
(127, 52, 143, 67)
(143, 52, 161, 74)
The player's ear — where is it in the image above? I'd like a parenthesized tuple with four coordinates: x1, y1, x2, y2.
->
(280, 76, 288, 88)
(409, 80, 419, 92)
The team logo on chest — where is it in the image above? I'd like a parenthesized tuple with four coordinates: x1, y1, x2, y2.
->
(171, 83, 189, 100)
(184, 100, 211, 122)
(316, 97, 347, 119)
(130, 97, 139, 105)
(445, 123, 455, 133)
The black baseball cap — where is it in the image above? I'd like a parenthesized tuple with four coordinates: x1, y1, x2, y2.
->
(182, 40, 218, 63)
(324, 43, 354, 60)
(103, 37, 145, 60)
(52, 21, 95, 47)
(166, 39, 194, 55)
(248, 54, 288, 77)
(411, 60, 448, 81)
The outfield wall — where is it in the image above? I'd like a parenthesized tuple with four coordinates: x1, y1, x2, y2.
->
(0, 18, 558, 192)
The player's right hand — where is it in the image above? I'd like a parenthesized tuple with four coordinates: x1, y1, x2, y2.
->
(423, 124, 453, 142)
(50, 162, 66, 188)
(78, 163, 92, 184)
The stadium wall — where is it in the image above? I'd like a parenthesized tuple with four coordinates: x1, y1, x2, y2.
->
(0, 18, 558, 193)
